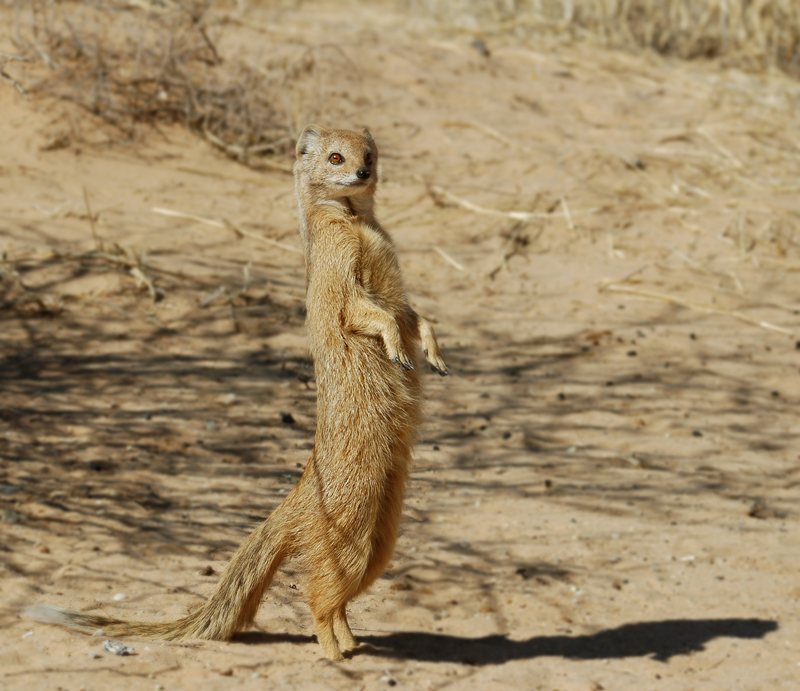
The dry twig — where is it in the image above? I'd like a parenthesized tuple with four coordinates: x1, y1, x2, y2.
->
(605, 284, 794, 336)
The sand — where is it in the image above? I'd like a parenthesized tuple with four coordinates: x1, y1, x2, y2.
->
(1, 2, 799, 689)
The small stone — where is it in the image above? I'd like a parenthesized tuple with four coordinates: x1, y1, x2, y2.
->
(198, 565, 215, 576)
(281, 412, 296, 425)
(88, 651, 100, 659)
(627, 350, 637, 357)
(692, 430, 703, 437)
(113, 593, 127, 601)
(38, 545, 50, 554)
(103, 640, 134, 656)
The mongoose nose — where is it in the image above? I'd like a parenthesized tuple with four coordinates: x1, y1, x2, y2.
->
(356, 167, 371, 180)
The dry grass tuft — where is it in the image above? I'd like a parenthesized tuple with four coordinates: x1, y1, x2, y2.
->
(10, 0, 292, 166)
(405, 0, 800, 79)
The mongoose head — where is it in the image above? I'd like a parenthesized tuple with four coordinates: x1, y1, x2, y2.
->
(294, 125, 378, 201)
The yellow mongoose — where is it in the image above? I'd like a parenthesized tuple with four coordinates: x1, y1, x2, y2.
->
(27, 125, 448, 661)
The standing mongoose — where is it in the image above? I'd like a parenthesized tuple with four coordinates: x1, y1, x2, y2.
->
(27, 124, 449, 661)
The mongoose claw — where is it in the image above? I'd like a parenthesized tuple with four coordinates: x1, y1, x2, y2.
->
(430, 362, 451, 376)
(424, 350, 450, 376)
(392, 356, 415, 371)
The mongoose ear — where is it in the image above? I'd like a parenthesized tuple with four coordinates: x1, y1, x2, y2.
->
(296, 124, 324, 158)
(361, 128, 374, 143)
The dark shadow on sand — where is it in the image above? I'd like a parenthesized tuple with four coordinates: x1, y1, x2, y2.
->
(238, 617, 777, 666)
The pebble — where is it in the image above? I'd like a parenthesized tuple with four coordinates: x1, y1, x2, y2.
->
(113, 593, 127, 601)
(21, 630, 33, 639)
(103, 640, 134, 656)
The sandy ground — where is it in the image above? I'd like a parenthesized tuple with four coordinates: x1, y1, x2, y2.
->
(2, 2, 800, 689)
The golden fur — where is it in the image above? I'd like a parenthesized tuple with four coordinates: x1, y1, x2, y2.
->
(27, 125, 448, 661)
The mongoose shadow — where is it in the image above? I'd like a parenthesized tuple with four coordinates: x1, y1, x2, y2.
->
(235, 617, 776, 665)
(361, 618, 778, 664)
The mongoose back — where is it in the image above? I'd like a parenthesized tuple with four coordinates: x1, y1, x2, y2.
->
(27, 124, 449, 661)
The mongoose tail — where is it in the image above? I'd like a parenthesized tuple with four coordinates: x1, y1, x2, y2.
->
(26, 509, 288, 641)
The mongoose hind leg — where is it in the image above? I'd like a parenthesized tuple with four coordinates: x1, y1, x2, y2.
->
(306, 552, 369, 660)
(333, 605, 359, 653)
(312, 609, 344, 661)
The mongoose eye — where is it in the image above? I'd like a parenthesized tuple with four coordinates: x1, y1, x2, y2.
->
(329, 153, 344, 165)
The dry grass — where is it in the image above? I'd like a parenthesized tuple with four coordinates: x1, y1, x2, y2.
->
(8, 0, 798, 166)
(9, 0, 292, 166)
(404, 0, 800, 78)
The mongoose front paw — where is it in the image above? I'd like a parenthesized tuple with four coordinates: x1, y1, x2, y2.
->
(391, 355, 415, 371)
(423, 348, 450, 376)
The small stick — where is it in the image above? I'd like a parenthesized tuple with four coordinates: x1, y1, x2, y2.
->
(441, 120, 529, 151)
(103, 300, 130, 319)
(433, 246, 465, 272)
(200, 286, 226, 308)
(198, 26, 222, 65)
(697, 127, 743, 169)
(606, 284, 794, 336)
(83, 186, 102, 251)
(597, 264, 650, 292)
(152, 207, 224, 228)
(0, 65, 28, 98)
(429, 185, 589, 222)
(201, 126, 293, 172)
(560, 195, 574, 231)
(130, 266, 160, 301)
(151, 208, 303, 255)
(224, 219, 303, 255)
